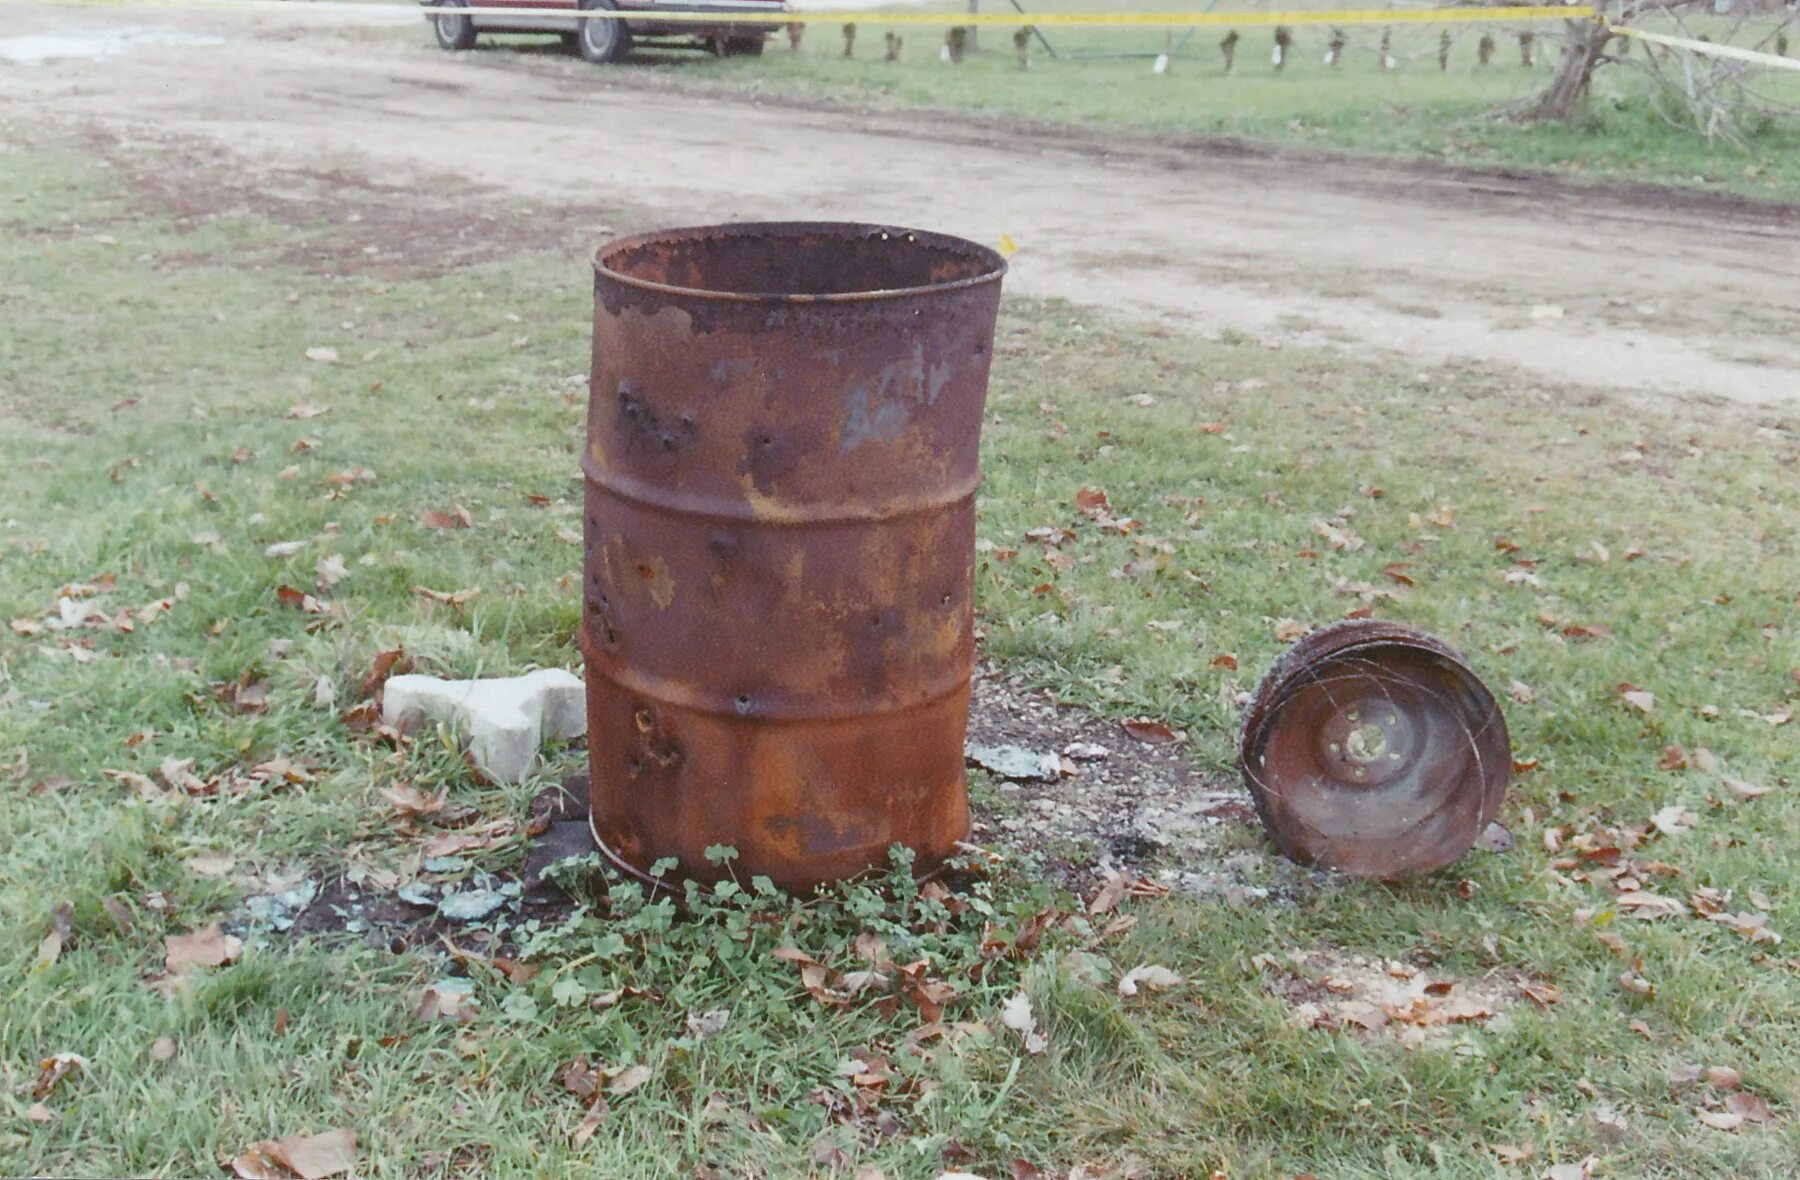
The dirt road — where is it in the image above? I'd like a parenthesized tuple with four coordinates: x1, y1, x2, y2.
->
(6, 3, 1797, 406)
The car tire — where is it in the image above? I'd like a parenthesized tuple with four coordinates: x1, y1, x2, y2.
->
(432, 0, 476, 51)
(577, 0, 632, 64)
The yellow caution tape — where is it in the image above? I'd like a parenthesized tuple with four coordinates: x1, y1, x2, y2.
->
(59, 0, 1604, 28)
(1609, 24, 1800, 72)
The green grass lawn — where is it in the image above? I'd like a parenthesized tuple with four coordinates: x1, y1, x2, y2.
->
(580, 1, 1800, 201)
(3, 141, 1799, 1178)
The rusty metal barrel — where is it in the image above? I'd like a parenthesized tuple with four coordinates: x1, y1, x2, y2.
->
(1239, 620, 1511, 877)
(582, 222, 1007, 892)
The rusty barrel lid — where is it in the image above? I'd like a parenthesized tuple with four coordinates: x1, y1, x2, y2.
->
(1238, 620, 1510, 877)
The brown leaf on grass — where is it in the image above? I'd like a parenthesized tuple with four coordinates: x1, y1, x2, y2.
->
(231, 1129, 357, 1179)
(275, 585, 326, 615)
(1562, 622, 1613, 641)
(1618, 686, 1656, 714)
(569, 1102, 609, 1146)
(1709, 911, 1782, 945)
(1614, 889, 1687, 918)
(1617, 970, 1655, 997)
(421, 506, 473, 531)
(561, 1057, 605, 1103)
(31, 1052, 89, 1099)
(1722, 777, 1772, 803)
(1382, 562, 1416, 587)
(1697, 1110, 1745, 1132)
(417, 985, 475, 1023)
(219, 675, 270, 715)
(772, 945, 821, 967)
(164, 923, 242, 975)
(360, 648, 413, 699)
(1491, 1142, 1534, 1165)
(799, 964, 851, 1008)
(1210, 653, 1238, 670)
(339, 700, 383, 734)
(1088, 872, 1130, 915)
(1725, 1091, 1772, 1122)
(287, 403, 330, 420)
(1074, 487, 1111, 518)
(414, 586, 480, 608)
(378, 784, 444, 820)
(1543, 1159, 1596, 1180)
(1121, 718, 1184, 745)
(1273, 618, 1310, 642)
(36, 901, 73, 969)
(25, 1102, 54, 1123)
(1519, 981, 1562, 1008)
(1704, 1065, 1742, 1089)
(1507, 680, 1535, 705)
(897, 960, 956, 1021)
(607, 1063, 653, 1096)
(1312, 519, 1365, 551)
(421, 821, 515, 859)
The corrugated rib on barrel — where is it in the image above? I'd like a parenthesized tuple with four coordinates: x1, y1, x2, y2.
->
(584, 223, 1007, 892)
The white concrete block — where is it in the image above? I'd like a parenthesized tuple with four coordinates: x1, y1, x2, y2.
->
(381, 668, 587, 783)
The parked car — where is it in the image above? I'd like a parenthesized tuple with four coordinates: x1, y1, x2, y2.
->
(426, 0, 782, 63)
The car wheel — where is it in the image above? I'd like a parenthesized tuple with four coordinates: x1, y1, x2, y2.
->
(578, 0, 632, 64)
(432, 0, 476, 51)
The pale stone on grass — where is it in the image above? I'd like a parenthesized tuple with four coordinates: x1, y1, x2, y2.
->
(381, 669, 586, 783)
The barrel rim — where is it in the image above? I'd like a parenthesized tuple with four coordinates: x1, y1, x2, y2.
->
(592, 221, 1009, 305)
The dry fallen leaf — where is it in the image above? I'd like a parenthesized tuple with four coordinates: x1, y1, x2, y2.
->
(1620, 687, 1656, 714)
(999, 991, 1046, 1055)
(276, 585, 326, 615)
(1649, 805, 1699, 837)
(570, 1102, 608, 1146)
(1542, 1159, 1596, 1180)
(1724, 1091, 1772, 1122)
(232, 1129, 357, 1180)
(420, 505, 474, 531)
(1490, 1142, 1533, 1165)
(1273, 618, 1310, 643)
(1117, 964, 1183, 997)
(1697, 1109, 1744, 1132)
(314, 554, 348, 591)
(414, 586, 480, 608)
(417, 984, 475, 1023)
(25, 1102, 55, 1123)
(31, 1052, 89, 1099)
(164, 923, 242, 975)
(607, 1063, 653, 1096)
(1121, 718, 1184, 745)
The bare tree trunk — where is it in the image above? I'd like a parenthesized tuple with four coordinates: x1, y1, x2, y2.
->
(1518, 18, 1617, 121)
